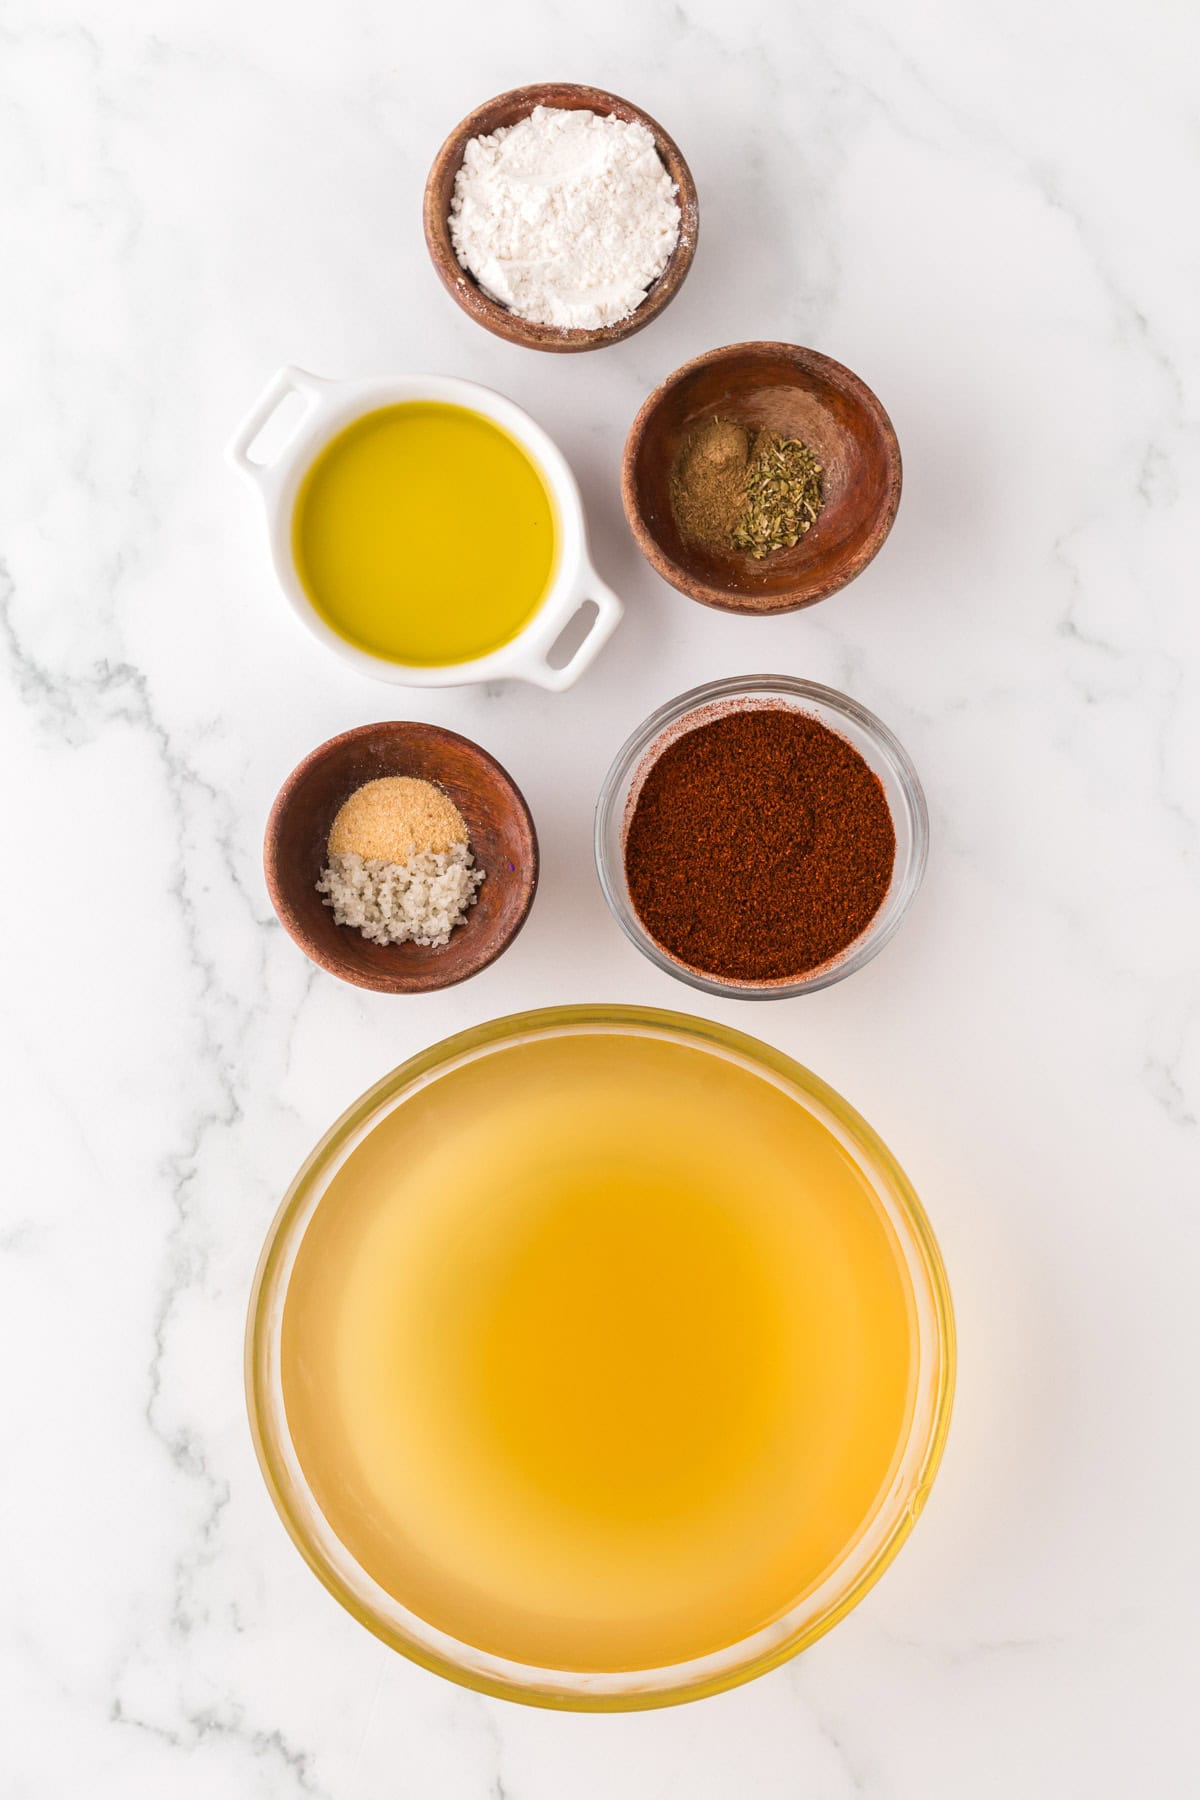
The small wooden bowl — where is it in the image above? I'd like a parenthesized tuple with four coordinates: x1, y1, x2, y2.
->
(622, 342, 902, 613)
(264, 723, 538, 994)
(423, 83, 699, 353)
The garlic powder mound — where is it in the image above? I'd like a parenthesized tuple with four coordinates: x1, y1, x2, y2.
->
(328, 777, 469, 864)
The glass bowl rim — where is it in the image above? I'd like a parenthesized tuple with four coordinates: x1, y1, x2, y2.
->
(245, 1003, 955, 1711)
(593, 674, 930, 999)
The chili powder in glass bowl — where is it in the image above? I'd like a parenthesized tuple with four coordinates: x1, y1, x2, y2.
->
(594, 676, 928, 999)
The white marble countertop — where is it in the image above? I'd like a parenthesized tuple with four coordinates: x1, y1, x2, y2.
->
(3, 1, 1198, 1794)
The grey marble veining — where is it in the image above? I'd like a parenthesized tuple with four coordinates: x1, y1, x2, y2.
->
(2, 1, 1198, 1794)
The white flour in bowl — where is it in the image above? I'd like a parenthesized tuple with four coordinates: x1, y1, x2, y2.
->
(449, 105, 681, 330)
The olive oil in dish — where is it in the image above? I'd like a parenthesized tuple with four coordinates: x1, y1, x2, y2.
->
(292, 401, 557, 666)
(280, 1029, 917, 1674)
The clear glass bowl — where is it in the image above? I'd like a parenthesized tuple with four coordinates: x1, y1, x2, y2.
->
(595, 675, 929, 999)
(246, 1004, 954, 1711)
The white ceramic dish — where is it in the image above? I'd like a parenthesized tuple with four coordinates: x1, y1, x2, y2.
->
(228, 367, 623, 691)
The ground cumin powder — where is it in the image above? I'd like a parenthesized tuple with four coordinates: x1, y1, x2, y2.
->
(623, 707, 896, 983)
(670, 418, 751, 545)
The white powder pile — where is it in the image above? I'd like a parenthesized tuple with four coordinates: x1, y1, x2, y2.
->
(317, 847, 484, 948)
(449, 106, 682, 330)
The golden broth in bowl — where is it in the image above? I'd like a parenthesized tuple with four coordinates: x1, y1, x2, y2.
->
(257, 1010, 952, 1697)
(291, 401, 558, 665)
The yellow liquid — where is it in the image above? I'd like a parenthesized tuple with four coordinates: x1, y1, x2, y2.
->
(292, 402, 557, 665)
(281, 1032, 916, 1672)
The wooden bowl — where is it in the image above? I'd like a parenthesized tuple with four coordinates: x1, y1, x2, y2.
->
(423, 83, 699, 353)
(264, 723, 538, 994)
(622, 342, 902, 613)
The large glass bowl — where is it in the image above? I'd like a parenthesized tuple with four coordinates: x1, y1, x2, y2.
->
(594, 676, 929, 999)
(246, 1005, 954, 1711)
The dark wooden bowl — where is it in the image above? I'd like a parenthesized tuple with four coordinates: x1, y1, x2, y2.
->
(263, 723, 538, 994)
(622, 342, 902, 613)
(423, 83, 698, 353)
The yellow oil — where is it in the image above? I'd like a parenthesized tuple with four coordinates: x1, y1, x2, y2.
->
(281, 1031, 916, 1673)
(291, 402, 557, 665)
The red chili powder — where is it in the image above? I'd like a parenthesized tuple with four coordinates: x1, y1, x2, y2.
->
(623, 706, 896, 983)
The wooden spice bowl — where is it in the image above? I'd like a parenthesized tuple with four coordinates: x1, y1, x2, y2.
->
(422, 83, 699, 353)
(264, 722, 538, 995)
(622, 343, 902, 613)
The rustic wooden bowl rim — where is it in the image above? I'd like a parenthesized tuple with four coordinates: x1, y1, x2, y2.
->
(263, 721, 538, 995)
(422, 81, 699, 354)
(621, 340, 902, 614)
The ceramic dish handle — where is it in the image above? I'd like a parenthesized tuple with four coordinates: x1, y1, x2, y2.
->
(227, 366, 328, 483)
(521, 572, 624, 692)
